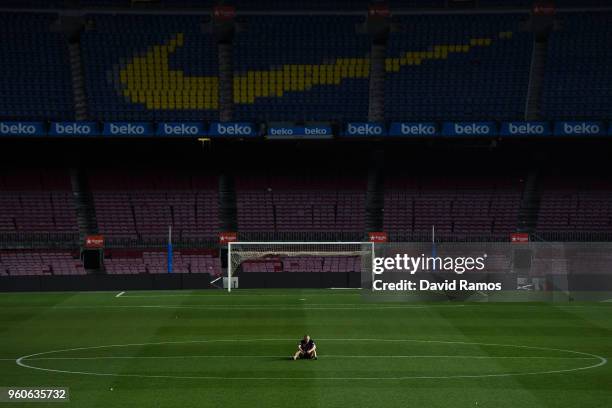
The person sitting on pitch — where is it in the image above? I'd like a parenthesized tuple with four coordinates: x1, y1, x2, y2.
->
(293, 335, 317, 360)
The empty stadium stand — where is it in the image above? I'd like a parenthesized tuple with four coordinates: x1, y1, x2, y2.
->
(0, 13, 74, 120)
(1, 3, 612, 283)
(385, 14, 532, 121)
(8, 0, 588, 10)
(81, 14, 219, 121)
(89, 171, 219, 242)
(384, 177, 524, 240)
(103, 249, 220, 275)
(235, 175, 366, 234)
(541, 12, 612, 120)
(0, 6, 608, 123)
(0, 169, 78, 234)
(0, 250, 84, 276)
(233, 16, 370, 122)
(536, 177, 612, 234)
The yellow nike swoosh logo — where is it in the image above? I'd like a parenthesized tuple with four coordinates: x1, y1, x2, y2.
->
(118, 31, 512, 110)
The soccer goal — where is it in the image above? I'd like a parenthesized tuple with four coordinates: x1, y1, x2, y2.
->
(226, 242, 375, 292)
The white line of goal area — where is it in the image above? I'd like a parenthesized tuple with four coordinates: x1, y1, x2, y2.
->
(15, 338, 607, 381)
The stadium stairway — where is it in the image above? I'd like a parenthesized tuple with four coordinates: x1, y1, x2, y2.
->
(69, 168, 99, 240)
(365, 149, 385, 232)
(219, 172, 237, 232)
(523, 11, 552, 121)
(368, 44, 387, 122)
(524, 40, 548, 120)
(68, 42, 89, 120)
(517, 170, 542, 233)
(218, 41, 234, 121)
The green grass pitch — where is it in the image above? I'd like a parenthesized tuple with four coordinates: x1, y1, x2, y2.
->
(1, 289, 611, 407)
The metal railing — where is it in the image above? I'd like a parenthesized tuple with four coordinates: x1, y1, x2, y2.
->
(3, 230, 612, 251)
(237, 231, 365, 243)
(0, 232, 80, 249)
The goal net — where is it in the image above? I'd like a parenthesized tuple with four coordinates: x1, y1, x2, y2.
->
(226, 242, 374, 292)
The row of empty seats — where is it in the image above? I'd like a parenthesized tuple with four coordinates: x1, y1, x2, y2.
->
(104, 250, 221, 275)
(0, 192, 77, 233)
(8, 1, 609, 10)
(236, 176, 366, 232)
(3, 170, 612, 238)
(0, 251, 84, 276)
(241, 256, 362, 273)
(90, 172, 219, 240)
(384, 177, 523, 239)
(537, 178, 612, 233)
(0, 170, 77, 234)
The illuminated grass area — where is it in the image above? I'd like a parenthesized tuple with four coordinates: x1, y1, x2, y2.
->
(0, 289, 611, 407)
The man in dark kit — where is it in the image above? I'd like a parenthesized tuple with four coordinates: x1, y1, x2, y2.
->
(292, 335, 317, 360)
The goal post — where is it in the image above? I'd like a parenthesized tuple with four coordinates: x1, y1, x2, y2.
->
(226, 242, 375, 292)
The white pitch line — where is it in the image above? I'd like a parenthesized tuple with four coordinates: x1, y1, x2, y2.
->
(15, 338, 608, 381)
(48, 305, 433, 311)
(115, 291, 125, 298)
(23, 355, 597, 361)
(13, 304, 467, 311)
(118, 292, 360, 298)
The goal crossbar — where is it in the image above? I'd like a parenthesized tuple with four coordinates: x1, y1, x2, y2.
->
(226, 242, 374, 292)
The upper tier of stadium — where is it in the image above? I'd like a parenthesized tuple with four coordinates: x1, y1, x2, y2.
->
(2, 0, 612, 11)
(0, 3, 610, 123)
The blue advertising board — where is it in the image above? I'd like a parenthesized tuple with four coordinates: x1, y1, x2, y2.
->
(103, 122, 154, 137)
(442, 122, 497, 136)
(208, 122, 258, 137)
(389, 122, 438, 137)
(0, 121, 46, 137)
(554, 121, 606, 136)
(266, 124, 332, 139)
(49, 122, 98, 136)
(0, 119, 610, 139)
(500, 122, 551, 136)
(156, 122, 207, 137)
(343, 122, 386, 137)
